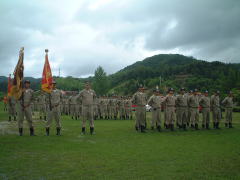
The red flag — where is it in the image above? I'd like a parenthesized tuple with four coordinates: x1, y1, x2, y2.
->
(7, 74, 12, 97)
(41, 49, 53, 93)
(11, 47, 24, 100)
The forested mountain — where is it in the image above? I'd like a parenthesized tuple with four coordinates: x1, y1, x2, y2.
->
(109, 54, 240, 95)
(1, 54, 240, 97)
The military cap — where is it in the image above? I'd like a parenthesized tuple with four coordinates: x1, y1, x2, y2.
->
(204, 90, 209, 93)
(168, 88, 174, 92)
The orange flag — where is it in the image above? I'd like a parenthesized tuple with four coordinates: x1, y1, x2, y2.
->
(42, 49, 53, 93)
(11, 47, 24, 100)
(7, 74, 12, 97)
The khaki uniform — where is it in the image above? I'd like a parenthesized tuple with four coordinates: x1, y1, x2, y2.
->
(78, 89, 96, 128)
(99, 98, 104, 119)
(8, 96, 17, 121)
(118, 98, 126, 119)
(222, 96, 233, 124)
(125, 99, 132, 119)
(211, 95, 221, 123)
(46, 89, 62, 128)
(188, 95, 199, 126)
(69, 96, 77, 119)
(148, 95, 163, 128)
(163, 95, 176, 126)
(17, 88, 34, 128)
(176, 94, 188, 127)
(199, 96, 210, 126)
(132, 92, 147, 129)
(38, 94, 47, 120)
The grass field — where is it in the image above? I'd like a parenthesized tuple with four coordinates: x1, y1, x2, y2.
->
(0, 102, 240, 180)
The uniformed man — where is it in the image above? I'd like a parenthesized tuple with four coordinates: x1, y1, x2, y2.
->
(98, 96, 104, 119)
(118, 96, 126, 120)
(199, 90, 211, 129)
(46, 81, 63, 136)
(17, 80, 35, 136)
(8, 96, 17, 121)
(188, 89, 200, 130)
(222, 91, 234, 128)
(163, 88, 176, 131)
(211, 91, 221, 129)
(132, 85, 148, 133)
(147, 89, 163, 131)
(176, 88, 188, 130)
(77, 81, 97, 135)
(38, 93, 47, 121)
(125, 97, 132, 120)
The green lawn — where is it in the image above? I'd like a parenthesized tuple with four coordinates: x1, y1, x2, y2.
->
(0, 102, 240, 180)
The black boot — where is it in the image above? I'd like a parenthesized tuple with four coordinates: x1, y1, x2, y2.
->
(81, 127, 86, 134)
(157, 126, 161, 132)
(151, 126, 154, 130)
(44, 116, 47, 121)
(40, 116, 42, 120)
(202, 124, 205, 129)
(191, 124, 194, 128)
(216, 122, 220, 129)
(19, 128, 23, 136)
(183, 124, 187, 131)
(46, 127, 50, 136)
(56, 127, 61, 136)
(90, 127, 95, 135)
(140, 125, 146, 133)
(14, 116, 16, 121)
(213, 122, 216, 129)
(30, 127, 35, 136)
(195, 124, 199, 130)
(229, 123, 233, 128)
(166, 124, 169, 129)
(225, 123, 228, 127)
(135, 126, 139, 131)
(8, 116, 11, 122)
(206, 123, 210, 130)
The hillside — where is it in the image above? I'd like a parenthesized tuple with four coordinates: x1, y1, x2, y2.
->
(109, 54, 240, 95)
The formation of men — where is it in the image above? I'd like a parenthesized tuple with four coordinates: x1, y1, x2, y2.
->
(4, 80, 235, 135)
(133, 86, 234, 133)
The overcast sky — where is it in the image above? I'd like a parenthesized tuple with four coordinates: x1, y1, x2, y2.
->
(0, 0, 240, 78)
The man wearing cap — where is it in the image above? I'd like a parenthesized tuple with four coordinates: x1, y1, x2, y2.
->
(77, 81, 96, 135)
(222, 91, 234, 128)
(188, 89, 200, 130)
(163, 88, 176, 131)
(17, 80, 35, 136)
(46, 81, 63, 136)
(211, 91, 221, 129)
(147, 89, 163, 131)
(199, 91, 211, 129)
(176, 88, 188, 130)
(132, 85, 148, 132)
(118, 96, 126, 120)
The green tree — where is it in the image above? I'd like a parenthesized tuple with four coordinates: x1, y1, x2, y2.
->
(93, 66, 109, 95)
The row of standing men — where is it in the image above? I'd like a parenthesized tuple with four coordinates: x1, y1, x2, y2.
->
(133, 86, 234, 133)
(5, 81, 234, 135)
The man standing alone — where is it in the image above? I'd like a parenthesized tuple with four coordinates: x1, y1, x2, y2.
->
(77, 81, 97, 135)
